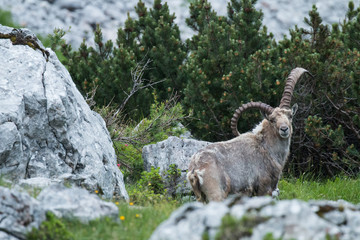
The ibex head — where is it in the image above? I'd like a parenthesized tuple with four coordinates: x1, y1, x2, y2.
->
(231, 67, 311, 138)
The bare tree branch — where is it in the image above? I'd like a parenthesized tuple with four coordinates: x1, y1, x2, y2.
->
(118, 59, 165, 114)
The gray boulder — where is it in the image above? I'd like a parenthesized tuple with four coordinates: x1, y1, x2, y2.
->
(37, 184, 119, 223)
(0, 186, 46, 240)
(142, 136, 211, 194)
(150, 196, 360, 240)
(0, 184, 120, 239)
(0, 25, 128, 200)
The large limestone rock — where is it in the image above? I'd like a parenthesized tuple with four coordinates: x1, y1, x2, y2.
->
(150, 196, 360, 240)
(142, 136, 211, 194)
(0, 25, 128, 200)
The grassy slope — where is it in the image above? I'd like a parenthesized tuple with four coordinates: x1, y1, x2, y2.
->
(279, 177, 360, 204)
(58, 177, 360, 240)
(62, 202, 178, 240)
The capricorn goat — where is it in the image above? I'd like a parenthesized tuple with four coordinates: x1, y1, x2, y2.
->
(187, 68, 311, 202)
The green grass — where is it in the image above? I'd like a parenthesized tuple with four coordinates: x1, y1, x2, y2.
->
(31, 176, 360, 239)
(62, 202, 178, 240)
(0, 8, 21, 28)
(279, 176, 360, 204)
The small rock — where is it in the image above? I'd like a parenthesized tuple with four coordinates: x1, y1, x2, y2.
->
(37, 184, 119, 223)
(0, 186, 46, 240)
(142, 136, 211, 194)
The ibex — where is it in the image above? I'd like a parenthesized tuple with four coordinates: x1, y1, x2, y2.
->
(187, 68, 311, 202)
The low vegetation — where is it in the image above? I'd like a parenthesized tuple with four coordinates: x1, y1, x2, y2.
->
(20, 177, 360, 240)
(62, 202, 177, 240)
(279, 176, 360, 203)
(25, 201, 178, 240)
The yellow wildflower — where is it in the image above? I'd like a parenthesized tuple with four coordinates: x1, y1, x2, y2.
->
(120, 216, 125, 221)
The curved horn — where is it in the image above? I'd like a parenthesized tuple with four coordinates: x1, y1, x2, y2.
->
(279, 67, 311, 109)
(231, 102, 274, 136)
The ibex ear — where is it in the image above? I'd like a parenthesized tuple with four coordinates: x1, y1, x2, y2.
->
(291, 103, 298, 116)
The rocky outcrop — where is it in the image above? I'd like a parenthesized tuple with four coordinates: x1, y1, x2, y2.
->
(142, 136, 210, 194)
(0, 25, 128, 200)
(0, 184, 119, 239)
(150, 196, 360, 240)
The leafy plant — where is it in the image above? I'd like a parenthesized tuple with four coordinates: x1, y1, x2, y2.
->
(138, 166, 165, 194)
(27, 212, 74, 240)
(127, 166, 174, 205)
(114, 142, 143, 184)
(45, 27, 69, 51)
(101, 91, 188, 184)
(128, 164, 185, 204)
(164, 164, 182, 198)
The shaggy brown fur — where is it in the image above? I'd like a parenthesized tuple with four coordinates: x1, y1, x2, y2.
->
(187, 106, 297, 203)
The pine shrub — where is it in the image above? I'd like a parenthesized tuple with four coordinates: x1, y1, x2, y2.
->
(182, 0, 273, 140)
(60, 0, 186, 120)
(181, 1, 359, 177)
(239, 4, 360, 177)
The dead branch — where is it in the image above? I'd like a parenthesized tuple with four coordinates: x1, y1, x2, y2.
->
(118, 59, 166, 114)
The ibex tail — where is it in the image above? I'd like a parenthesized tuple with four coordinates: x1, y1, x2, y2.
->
(187, 169, 205, 202)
